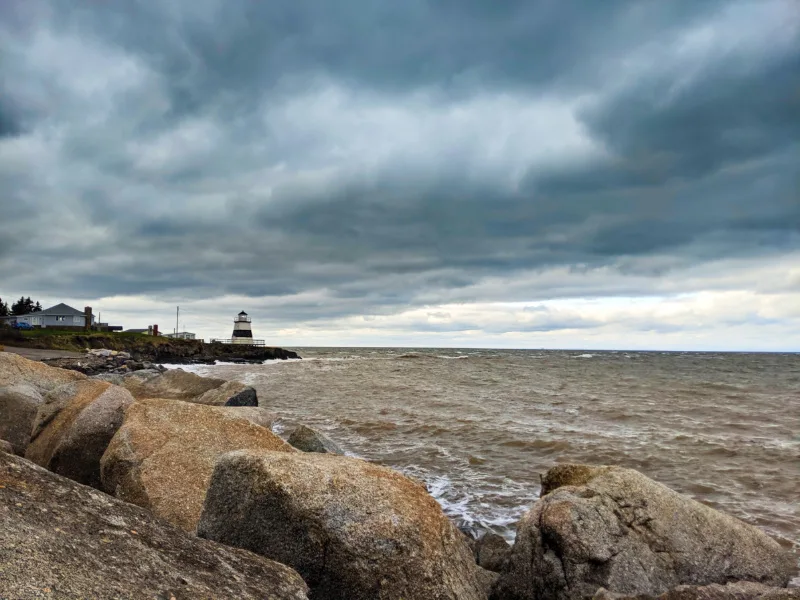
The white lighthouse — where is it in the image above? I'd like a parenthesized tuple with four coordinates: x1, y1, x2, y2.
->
(231, 311, 254, 344)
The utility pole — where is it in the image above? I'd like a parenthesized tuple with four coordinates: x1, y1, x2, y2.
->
(175, 306, 179, 335)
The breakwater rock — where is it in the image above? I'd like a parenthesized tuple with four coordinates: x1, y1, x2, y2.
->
(101, 397, 295, 531)
(0, 352, 87, 455)
(198, 449, 488, 600)
(491, 464, 793, 600)
(25, 379, 134, 489)
(0, 451, 309, 599)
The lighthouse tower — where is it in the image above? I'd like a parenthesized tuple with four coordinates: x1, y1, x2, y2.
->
(231, 311, 253, 344)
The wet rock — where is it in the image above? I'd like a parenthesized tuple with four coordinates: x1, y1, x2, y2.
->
(492, 465, 794, 600)
(0, 384, 44, 455)
(474, 532, 511, 573)
(100, 398, 295, 532)
(0, 452, 309, 599)
(25, 379, 134, 489)
(456, 519, 483, 542)
(593, 582, 800, 600)
(0, 438, 13, 453)
(287, 424, 344, 454)
(457, 523, 479, 554)
(42, 351, 156, 376)
(193, 379, 258, 407)
(0, 351, 85, 393)
(197, 450, 488, 600)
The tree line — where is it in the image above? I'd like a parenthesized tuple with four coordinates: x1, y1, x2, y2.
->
(0, 297, 43, 317)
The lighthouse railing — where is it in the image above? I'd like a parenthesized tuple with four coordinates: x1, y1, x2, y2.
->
(209, 338, 266, 346)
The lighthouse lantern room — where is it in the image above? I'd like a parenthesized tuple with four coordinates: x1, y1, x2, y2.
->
(232, 310, 254, 344)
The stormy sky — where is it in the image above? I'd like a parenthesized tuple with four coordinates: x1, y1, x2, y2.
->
(1, 0, 798, 349)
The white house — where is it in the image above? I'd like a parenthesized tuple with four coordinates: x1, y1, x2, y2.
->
(164, 331, 197, 340)
(1, 303, 94, 329)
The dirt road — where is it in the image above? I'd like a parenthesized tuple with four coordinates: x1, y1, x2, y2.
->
(1, 346, 84, 361)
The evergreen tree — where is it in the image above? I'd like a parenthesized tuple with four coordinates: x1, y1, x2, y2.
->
(11, 296, 26, 315)
(10, 296, 41, 315)
(0, 297, 8, 317)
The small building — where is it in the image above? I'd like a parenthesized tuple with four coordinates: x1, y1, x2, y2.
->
(124, 325, 160, 336)
(0, 303, 95, 330)
(164, 331, 197, 340)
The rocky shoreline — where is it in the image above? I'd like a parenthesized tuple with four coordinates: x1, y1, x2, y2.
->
(0, 350, 796, 599)
(37, 345, 301, 377)
(1, 330, 302, 366)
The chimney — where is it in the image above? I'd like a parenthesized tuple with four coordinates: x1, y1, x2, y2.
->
(153, 324, 159, 337)
(84, 307, 93, 330)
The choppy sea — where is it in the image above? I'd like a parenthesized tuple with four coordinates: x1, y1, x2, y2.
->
(168, 348, 800, 580)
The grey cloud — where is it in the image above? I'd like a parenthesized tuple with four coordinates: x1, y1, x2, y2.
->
(0, 103, 22, 138)
(41, 1, 729, 99)
(566, 53, 800, 188)
(0, 0, 798, 330)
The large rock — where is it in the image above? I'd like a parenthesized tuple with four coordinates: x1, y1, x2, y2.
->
(0, 384, 44, 455)
(193, 378, 258, 406)
(197, 450, 488, 600)
(287, 424, 344, 454)
(474, 532, 511, 573)
(593, 582, 800, 600)
(0, 351, 85, 392)
(0, 354, 88, 456)
(0, 452, 309, 599)
(0, 439, 13, 454)
(100, 398, 295, 532)
(493, 465, 794, 600)
(24, 379, 134, 489)
(111, 368, 258, 406)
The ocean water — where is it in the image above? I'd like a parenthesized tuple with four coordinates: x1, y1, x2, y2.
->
(172, 348, 800, 578)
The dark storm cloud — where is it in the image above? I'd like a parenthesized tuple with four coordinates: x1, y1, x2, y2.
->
(42, 0, 729, 98)
(534, 51, 800, 193)
(0, 103, 22, 138)
(0, 0, 798, 323)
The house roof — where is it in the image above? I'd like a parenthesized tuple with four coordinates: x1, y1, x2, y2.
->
(37, 303, 85, 317)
